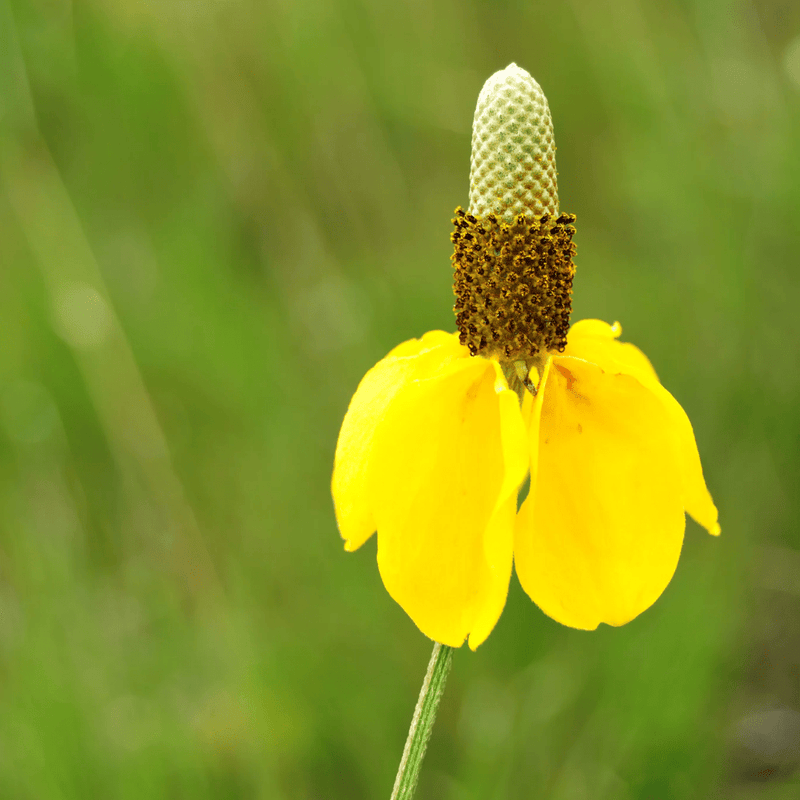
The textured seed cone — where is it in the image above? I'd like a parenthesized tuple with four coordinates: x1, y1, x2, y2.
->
(469, 63, 559, 221)
(453, 64, 576, 362)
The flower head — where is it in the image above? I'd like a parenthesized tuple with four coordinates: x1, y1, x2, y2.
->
(332, 64, 719, 649)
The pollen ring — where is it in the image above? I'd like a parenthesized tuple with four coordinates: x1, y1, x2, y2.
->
(451, 207, 577, 361)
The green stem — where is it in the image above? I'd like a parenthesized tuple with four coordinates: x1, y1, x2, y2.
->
(390, 642, 454, 800)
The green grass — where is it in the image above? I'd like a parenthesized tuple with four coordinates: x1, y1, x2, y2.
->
(2, 0, 800, 797)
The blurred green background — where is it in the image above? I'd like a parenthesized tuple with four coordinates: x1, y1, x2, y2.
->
(1, 0, 799, 797)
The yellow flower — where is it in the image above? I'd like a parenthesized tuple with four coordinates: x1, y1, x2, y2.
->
(332, 65, 719, 649)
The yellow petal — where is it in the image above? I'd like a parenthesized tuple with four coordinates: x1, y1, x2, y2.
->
(467, 491, 518, 650)
(332, 331, 465, 551)
(565, 319, 660, 384)
(515, 356, 687, 630)
(371, 357, 528, 648)
(565, 319, 719, 536)
(514, 357, 551, 559)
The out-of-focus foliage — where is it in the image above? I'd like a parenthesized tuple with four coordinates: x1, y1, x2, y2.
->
(1, 0, 799, 797)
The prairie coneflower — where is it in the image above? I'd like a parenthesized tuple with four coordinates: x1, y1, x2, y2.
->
(332, 63, 719, 651)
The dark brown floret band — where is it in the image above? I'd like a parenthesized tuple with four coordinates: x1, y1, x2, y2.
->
(451, 207, 576, 362)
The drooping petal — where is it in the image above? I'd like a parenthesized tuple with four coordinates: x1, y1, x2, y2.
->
(513, 357, 551, 560)
(565, 319, 660, 384)
(466, 491, 518, 650)
(515, 355, 687, 630)
(370, 358, 528, 648)
(332, 331, 466, 551)
(565, 320, 719, 535)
